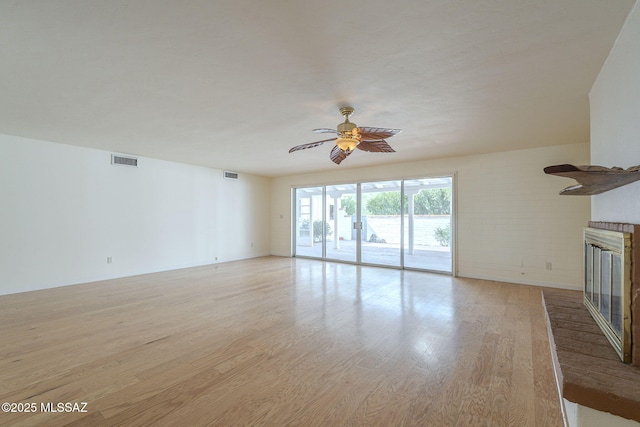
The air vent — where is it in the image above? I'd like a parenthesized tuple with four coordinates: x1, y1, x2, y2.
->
(111, 154, 138, 167)
(224, 171, 239, 180)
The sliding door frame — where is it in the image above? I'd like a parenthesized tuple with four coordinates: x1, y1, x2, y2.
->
(293, 174, 455, 275)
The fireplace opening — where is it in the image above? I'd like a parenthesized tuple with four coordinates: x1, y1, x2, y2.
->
(584, 226, 640, 366)
(584, 227, 632, 362)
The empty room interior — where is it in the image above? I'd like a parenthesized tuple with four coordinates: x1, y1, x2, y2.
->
(1, 1, 640, 426)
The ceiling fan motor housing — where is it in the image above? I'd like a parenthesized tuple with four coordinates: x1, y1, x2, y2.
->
(338, 107, 358, 137)
(337, 121, 357, 134)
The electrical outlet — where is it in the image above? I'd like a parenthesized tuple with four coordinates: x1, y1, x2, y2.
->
(546, 262, 553, 271)
(107, 257, 112, 264)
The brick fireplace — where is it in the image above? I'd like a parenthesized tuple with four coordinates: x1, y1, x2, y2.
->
(541, 224, 640, 423)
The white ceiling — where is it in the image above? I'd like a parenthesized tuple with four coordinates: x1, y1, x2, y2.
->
(0, 0, 635, 177)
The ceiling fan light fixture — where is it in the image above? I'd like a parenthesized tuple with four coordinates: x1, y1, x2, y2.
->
(335, 135, 360, 152)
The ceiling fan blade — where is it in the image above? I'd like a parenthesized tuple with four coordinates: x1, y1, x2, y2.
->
(289, 138, 336, 153)
(358, 127, 402, 141)
(312, 128, 339, 134)
(356, 140, 396, 153)
(330, 145, 352, 165)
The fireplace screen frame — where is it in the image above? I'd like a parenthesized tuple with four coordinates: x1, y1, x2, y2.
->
(584, 227, 632, 363)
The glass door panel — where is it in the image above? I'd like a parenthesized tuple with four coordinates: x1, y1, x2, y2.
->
(294, 187, 324, 258)
(325, 184, 358, 263)
(360, 180, 403, 267)
(403, 177, 453, 272)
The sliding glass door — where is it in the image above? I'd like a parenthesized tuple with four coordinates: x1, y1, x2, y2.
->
(294, 187, 324, 259)
(324, 184, 358, 263)
(360, 180, 403, 267)
(294, 176, 453, 273)
(403, 177, 452, 271)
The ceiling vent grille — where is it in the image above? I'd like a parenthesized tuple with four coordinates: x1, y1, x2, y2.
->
(111, 154, 138, 167)
(224, 171, 239, 180)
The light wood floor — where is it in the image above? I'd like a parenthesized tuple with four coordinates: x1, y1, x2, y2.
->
(0, 257, 563, 426)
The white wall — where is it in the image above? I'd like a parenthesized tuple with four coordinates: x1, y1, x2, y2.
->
(563, 6, 640, 426)
(0, 134, 270, 295)
(590, 1, 640, 223)
(558, 7, 640, 426)
(271, 143, 590, 289)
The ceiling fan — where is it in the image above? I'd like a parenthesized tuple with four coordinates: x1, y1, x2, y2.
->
(288, 107, 402, 165)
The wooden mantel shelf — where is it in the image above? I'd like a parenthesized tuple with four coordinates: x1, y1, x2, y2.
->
(544, 164, 640, 195)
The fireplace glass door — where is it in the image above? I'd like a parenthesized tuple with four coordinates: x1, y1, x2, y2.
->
(583, 227, 632, 363)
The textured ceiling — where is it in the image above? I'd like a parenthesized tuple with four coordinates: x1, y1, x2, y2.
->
(0, 0, 635, 177)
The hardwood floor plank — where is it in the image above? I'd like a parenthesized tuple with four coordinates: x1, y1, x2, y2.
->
(486, 375, 512, 426)
(0, 257, 563, 426)
(508, 318, 537, 427)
